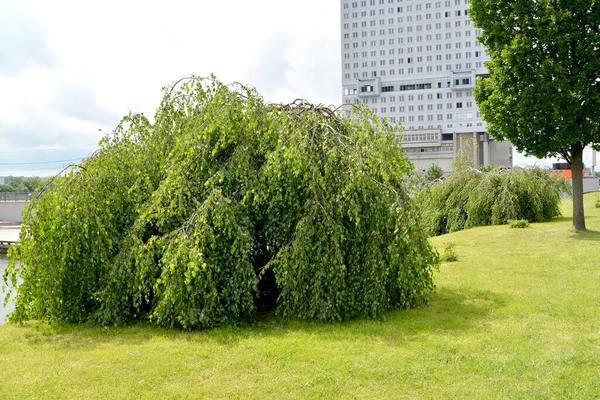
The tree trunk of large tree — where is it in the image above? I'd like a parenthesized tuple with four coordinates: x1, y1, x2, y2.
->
(570, 143, 586, 231)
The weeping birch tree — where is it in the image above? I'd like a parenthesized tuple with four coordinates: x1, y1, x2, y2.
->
(3, 76, 439, 329)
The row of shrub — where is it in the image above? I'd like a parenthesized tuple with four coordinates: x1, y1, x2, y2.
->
(417, 164, 569, 236)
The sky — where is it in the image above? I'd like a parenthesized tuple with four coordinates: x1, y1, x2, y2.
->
(0, 0, 587, 177)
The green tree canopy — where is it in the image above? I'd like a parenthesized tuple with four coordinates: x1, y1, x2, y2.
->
(424, 163, 444, 182)
(0, 176, 47, 193)
(470, 0, 600, 230)
(4, 77, 439, 329)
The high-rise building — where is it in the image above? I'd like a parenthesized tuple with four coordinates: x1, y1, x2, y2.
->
(340, 0, 512, 173)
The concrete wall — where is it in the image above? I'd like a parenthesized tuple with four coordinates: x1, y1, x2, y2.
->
(583, 177, 599, 194)
(489, 141, 513, 168)
(453, 133, 512, 169)
(0, 202, 25, 223)
(409, 154, 454, 174)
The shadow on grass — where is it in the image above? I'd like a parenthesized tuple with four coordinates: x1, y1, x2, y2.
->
(550, 216, 572, 223)
(570, 229, 600, 241)
(7, 286, 506, 349)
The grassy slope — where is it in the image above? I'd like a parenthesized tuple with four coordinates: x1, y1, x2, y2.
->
(1, 194, 600, 399)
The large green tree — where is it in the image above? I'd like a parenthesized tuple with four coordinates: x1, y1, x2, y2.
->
(470, 0, 600, 230)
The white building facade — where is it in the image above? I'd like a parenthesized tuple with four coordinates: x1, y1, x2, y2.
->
(340, 0, 512, 173)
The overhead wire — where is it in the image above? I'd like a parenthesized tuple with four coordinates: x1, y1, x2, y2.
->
(0, 144, 98, 154)
(0, 158, 84, 166)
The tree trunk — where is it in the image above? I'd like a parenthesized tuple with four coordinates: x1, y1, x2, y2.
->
(570, 144, 586, 231)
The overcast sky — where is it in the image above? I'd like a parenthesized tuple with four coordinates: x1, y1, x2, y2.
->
(0, 0, 579, 177)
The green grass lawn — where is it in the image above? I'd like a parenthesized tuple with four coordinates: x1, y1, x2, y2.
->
(2, 194, 600, 399)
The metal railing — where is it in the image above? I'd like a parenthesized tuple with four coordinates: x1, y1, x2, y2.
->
(0, 192, 32, 202)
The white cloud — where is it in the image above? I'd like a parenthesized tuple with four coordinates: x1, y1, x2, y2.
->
(0, 0, 343, 176)
(0, 0, 56, 77)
